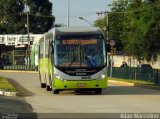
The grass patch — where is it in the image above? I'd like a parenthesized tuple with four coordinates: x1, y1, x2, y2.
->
(109, 77, 154, 85)
(0, 76, 16, 92)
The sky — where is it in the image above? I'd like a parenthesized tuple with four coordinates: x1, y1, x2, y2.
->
(50, 0, 113, 26)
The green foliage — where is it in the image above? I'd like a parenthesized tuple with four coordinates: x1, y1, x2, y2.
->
(0, 76, 16, 92)
(0, 0, 25, 34)
(0, 0, 55, 34)
(110, 77, 154, 85)
(26, 0, 55, 34)
(95, 0, 160, 61)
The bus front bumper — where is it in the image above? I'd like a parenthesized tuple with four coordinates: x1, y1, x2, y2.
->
(53, 77, 108, 90)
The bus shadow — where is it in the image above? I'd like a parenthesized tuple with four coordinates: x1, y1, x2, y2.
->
(0, 96, 37, 118)
(73, 86, 160, 95)
(7, 78, 34, 97)
(7, 78, 160, 96)
(103, 85, 160, 95)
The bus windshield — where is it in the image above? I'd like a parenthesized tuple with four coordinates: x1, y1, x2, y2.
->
(54, 35, 106, 68)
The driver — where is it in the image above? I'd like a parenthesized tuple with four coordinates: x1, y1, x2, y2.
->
(86, 48, 98, 67)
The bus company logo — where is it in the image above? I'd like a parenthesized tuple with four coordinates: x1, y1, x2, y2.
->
(76, 72, 86, 76)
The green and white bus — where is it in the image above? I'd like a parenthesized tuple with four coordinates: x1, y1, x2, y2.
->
(38, 27, 108, 94)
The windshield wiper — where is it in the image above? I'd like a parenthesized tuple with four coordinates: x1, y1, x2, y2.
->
(69, 54, 77, 67)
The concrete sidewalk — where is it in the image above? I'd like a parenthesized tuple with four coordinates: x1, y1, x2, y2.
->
(108, 80, 134, 86)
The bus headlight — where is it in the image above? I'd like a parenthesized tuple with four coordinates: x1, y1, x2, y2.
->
(55, 74, 64, 81)
(97, 75, 106, 80)
(101, 75, 105, 79)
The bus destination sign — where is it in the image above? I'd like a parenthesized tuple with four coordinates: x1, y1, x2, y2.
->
(62, 39, 97, 45)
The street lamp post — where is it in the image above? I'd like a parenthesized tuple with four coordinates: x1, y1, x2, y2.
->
(24, 0, 31, 66)
(78, 16, 93, 26)
(27, 12, 30, 66)
(67, 0, 70, 27)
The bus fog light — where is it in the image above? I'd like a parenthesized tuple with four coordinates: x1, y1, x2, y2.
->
(60, 78, 64, 82)
(101, 75, 105, 79)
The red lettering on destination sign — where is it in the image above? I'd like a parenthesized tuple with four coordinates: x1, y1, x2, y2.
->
(62, 39, 97, 45)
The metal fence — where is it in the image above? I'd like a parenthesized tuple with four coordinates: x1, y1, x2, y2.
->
(0, 64, 160, 84)
(107, 67, 160, 84)
(0, 65, 38, 71)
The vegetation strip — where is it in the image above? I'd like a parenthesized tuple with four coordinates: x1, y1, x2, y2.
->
(110, 78, 154, 85)
(0, 76, 17, 96)
(109, 77, 160, 90)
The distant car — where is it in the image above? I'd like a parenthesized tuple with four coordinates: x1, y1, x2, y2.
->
(137, 64, 153, 74)
(136, 64, 154, 81)
(137, 64, 152, 69)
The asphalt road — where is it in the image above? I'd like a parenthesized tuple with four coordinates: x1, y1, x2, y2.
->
(0, 71, 160, 118)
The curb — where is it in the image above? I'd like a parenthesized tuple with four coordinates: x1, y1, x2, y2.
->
(108, 80, 134, 86)
(0, 90, 19, 97)
(0, 70, 38, 73)
(108, 80, 160, 90)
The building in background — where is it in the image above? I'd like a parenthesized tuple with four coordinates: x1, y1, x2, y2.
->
(111, 53, 160, 69)
(0, 34, 42, 66)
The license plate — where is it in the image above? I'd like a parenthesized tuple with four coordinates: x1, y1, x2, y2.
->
(77, 83, 86, 87)
(81, 76, 91, 79)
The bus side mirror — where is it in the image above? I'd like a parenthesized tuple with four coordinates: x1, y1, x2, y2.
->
(106, 43, 111, 53)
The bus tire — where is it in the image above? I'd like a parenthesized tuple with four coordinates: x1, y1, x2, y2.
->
(41, 83, 46, 88)
(95, 88, 102, 94)
(53, 89, 59, 94)
(46, 85, 52, 91)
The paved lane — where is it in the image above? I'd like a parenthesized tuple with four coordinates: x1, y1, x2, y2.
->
(0, 71, 160, 114)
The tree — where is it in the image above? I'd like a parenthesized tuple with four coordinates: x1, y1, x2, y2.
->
(0, 0, 25, 34)
(0, 0, 55, 34)
(95, 0, 129, 51)
(95, 0, 160, 61)
(26, 0, 55, 34)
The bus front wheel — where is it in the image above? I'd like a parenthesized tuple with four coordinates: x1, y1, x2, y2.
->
(53, 89, 59, 94)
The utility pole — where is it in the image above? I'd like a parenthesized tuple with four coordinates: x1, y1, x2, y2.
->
(96, 11, 109, 40)
(106, 12, 109, 41)
(96, 11, 107, 18)
(97, 11, 113, 78)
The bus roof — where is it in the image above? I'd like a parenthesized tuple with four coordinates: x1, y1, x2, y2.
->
(49, 27, 104, 36)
